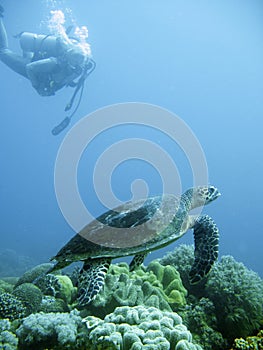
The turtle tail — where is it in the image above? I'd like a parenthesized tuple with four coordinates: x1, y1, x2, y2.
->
(189, 215, 219, 284)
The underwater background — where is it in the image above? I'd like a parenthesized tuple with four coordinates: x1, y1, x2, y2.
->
(0, 0, 263, 277)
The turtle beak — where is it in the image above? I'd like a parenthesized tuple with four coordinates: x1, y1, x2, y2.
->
(209, 186, 221, 201)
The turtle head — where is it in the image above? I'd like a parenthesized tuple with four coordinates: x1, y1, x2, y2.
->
(190, 185, 220, 209)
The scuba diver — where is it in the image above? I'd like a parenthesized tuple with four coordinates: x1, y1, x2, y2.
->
(0, 5, 96, 134)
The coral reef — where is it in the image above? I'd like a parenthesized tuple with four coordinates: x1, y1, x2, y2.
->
(39, 296, 69, 313)
(1, 250, 262, 350)
(159, 244, 195, 286)
(146, 260, 187, 307)
(159, 244, 206, 296)
(180, 297, 226, 350)
(12, 283, 43, 315)
(35, 273, 75, 304)
(160, 245, 263, 349)
(205, 255, 263, 341)
(86, 261, 186, 318)
(15, 263, 54, 287)
(0, 319, 18, 350)
(230, 330, 263, 349)
(84, 305, 203, 350)
(16, 309, 88, 350)
(0, 292, 26, 320)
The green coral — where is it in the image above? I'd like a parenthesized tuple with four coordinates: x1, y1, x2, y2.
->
(159, 245, 205, 296)
(147, 260, 187, 307)
(205, 256, 263, 341)
(12, 283, 42, 315)
(16, 309, 88, 350)
(231, 330, 263, 349)
(0, 319, 18, 350)
(0, 293, 26, 320)
(84, 305, 203, 350)
(87, 262, 186, 318)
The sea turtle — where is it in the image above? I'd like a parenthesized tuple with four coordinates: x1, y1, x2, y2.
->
(48, 185, 220, 306)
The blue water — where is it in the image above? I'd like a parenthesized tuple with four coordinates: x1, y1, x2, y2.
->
(1, 0, 262, 277)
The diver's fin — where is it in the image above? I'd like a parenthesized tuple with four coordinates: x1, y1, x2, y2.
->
(52, 116, 71, 136)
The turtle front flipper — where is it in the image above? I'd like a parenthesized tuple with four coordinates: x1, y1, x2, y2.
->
(129, 253, 148, 271)
(189, 215, 219, 284)
(77, 257, 111, 306)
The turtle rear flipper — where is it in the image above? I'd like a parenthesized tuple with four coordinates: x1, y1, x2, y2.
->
(77, 257, 111, 306)
(129, 252, 148, 271)
(189, 215, 219, 284)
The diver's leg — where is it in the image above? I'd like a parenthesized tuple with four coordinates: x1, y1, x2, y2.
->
(26, 57, 57, 86)
(0, 49, 28, 77)
(0, 12, 8, 50)
(26, 58, 58, 96)
(0, 14, 28, 78)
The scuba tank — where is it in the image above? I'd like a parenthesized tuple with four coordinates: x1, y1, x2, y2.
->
(19, 32, 59, 57)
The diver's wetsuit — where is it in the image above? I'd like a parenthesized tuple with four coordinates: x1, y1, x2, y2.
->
(0, 7, 89, 96)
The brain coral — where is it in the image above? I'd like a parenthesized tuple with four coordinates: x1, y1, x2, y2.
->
(84, 305, 202, 350)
